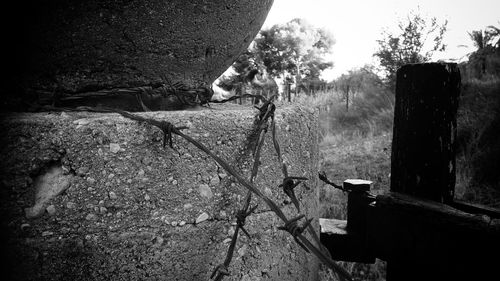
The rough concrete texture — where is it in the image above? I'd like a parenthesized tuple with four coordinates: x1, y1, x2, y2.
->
(7, 0, 273, 97)
(0, 103, 320, 281)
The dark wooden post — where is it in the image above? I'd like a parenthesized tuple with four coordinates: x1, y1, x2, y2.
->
(388, 63, 460, 280)
(391, 63, 460, 203)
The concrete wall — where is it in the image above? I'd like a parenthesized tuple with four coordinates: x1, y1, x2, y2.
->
(5, 0, 273, 110)
(0, 104, 320, 281)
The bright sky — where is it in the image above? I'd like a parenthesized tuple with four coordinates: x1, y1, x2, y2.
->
(262, 0, 500, 80)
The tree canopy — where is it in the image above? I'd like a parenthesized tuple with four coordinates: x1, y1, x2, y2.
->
(334, 65, 388, 111)
(254, 18, 335, 80)
(218, 18, 335, 92)
(374, 10, 448, 87)
(469, 25, 500, 50)
(464, 24, 500, 79)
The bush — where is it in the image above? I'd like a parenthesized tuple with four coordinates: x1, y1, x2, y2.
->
(319, 86, 394, 138)
(456, 76, 500, 203)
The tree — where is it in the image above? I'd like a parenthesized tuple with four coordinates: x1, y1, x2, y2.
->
(466, 24, 500, 78)
(219, 18, 335, 98)
(334, 66, 385, 112)
(469, 25, 500, 50)
(335, 72, 360, 112)
(253, 19, 334, 92)
(374, 10, 448, 87)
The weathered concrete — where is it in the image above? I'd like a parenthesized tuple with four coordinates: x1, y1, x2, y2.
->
(5, 0, 273, 109)
(0, 104, 320, 280)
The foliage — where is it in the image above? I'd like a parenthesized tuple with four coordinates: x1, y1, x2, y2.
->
(333, 65, 390, 112)
(219, 18, 335, 93)
(374, 10, 448, 87)
(462, 24, 500, 80)
(456, 76, 500, 204)
(468, 25, 500, 50)
(216, 49, 259, 91)
(255, 18, 335, 80)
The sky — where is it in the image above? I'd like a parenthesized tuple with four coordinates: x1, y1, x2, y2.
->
(261, 0, 500, 80)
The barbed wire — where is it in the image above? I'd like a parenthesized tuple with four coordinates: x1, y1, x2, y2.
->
(43, 94, 352, 281)
(318, 171, 346, 192)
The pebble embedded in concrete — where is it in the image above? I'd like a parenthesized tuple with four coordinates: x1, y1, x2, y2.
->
(195, 212, 209, 224)
(46, 205, 56, 216)
(86, 213, 97, 221)
(77, 166, 89, 176)
(210, 176, 220, 186)
(109, 191, 117, 200)
(198, 184, 213, 199)
(42, 231, 53, 237)
(109, 143, 120, 153)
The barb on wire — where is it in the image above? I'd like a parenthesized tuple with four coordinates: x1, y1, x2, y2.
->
(270, 114, 288, 177)
(48, 96, 353, 281)
(174, 114, 354, 280)
(56, 106, 190, 149)
(162, 78, 214, 107)
(37, 79, 216, 111)
(279, 176, 308, 212)
(211, 225, 237, 281)
(235, 199, 258, 240)
(277, 214, 313, 252)
(318, 171, 346, 191)
(211, 93, 272, 280)
(211, 191, 258, 281)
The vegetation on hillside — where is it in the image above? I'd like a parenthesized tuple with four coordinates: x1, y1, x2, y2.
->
(455, 24, 500, 205)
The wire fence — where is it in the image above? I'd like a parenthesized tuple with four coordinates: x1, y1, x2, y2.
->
(43, 92, 353, 281)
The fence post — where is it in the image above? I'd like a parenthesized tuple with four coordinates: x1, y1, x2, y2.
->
(391, 63, 460, 203)
(286, 83, 292, 102)
(388, 63, 460, 280)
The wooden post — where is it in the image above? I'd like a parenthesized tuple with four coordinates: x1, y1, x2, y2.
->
(388, 63, 460, 280)
(344, 179, 373, 234)
(320, 180, 376, 263)
(287, 83, 291, 102)
(391, 63, 460, 203)
(238, 84, 243, 105)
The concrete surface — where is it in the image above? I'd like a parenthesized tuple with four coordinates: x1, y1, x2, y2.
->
(0, 103, 320, 280)
(5, 0, 273, 109)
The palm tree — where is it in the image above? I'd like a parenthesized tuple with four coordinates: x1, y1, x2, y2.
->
(468, 30, 486, 50)
(467, 24, 500, 78)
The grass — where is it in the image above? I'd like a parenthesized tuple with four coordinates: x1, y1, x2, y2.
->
(310, 73, 500, 280)
(319, 132, 392, 218)
(455, 76, 500, 205)
(318, 129, 390, 281)
(296, 90, 393, 281)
